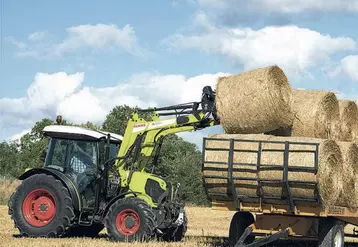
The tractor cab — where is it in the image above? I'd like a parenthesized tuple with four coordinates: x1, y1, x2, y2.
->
(42, 125, 123, 208)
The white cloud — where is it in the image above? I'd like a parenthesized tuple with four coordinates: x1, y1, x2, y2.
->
(0, 72, 84, 139)
(0, 71, 227, 143)
(164, 21, 356, 77)
(55, 24, 141, 56)
(6, 37, 27, 49)
(197, 0, 358, 13)
(28, 31, 48, 41)
(10, 24, 143, 59)
(10, 129, 31, 142)
(329, 55, 358, 81)
(178, 125, 224, 149)
(27, 72, 84, 110)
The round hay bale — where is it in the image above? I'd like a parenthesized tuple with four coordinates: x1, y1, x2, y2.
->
(334, 100, 358, 142)
(216, 65, 293, 134)
(287, 90, 340, 139)
(203, 134, 344, 208)
(203, 137, 258, 198)
(336, 142, 358, 208)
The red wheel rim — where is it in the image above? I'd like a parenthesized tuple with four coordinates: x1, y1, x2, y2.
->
(116, 209, 140, 236)
(22, 189, 56, 227)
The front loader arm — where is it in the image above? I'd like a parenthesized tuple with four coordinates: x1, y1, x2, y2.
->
(117, 110, 216, 161)
(113, 86, 219, 187)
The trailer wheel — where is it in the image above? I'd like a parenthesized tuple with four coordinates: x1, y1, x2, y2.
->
(318, 218, 344, 247)
(229, 212, 255, 247)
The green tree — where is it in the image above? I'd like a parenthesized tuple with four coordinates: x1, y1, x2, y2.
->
(102, 105, 153, 135)
(79, 121, 101, 131)
(15, 119, 54, 175)
(0, 141, 19, 177)
(158, 134, 209, 205)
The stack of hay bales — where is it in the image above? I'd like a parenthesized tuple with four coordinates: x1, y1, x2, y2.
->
(203, 65, 358, 209)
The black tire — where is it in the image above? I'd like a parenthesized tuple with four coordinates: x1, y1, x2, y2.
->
(105, 197, 156, 242)
(64, 223, 104, 238)
(228, 212, 255, 247)
(161, 210, 188, 242)
(318, 218, 344, 247)
(8, 174, 75, 237)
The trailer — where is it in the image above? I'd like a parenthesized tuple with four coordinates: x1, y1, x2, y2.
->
(201, 136, 358, 247)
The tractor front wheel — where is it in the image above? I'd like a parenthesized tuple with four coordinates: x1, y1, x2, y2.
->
(8, 174, 75, 237)
(105, 197, 155, 242)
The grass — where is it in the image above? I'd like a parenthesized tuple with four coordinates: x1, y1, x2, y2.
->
(0, 177, 20, 205)
(1, 179, 358, 246)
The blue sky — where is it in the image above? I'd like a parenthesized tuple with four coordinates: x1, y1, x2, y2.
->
(1, 0, 358, 147)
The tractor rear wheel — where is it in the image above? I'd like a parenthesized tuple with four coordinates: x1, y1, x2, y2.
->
(8, 174, 75, 237)
(105, 197, 155, 242)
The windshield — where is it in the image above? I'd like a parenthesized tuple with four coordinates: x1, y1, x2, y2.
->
(44, 138, 98, 172)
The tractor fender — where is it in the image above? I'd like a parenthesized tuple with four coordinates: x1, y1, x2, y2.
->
(18, 168, 82, 212)
(101, 191, 137, 220)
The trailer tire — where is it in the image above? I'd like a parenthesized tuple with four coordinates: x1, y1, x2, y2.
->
(229, 212, 255, 247)
(318, 218, 344, 247)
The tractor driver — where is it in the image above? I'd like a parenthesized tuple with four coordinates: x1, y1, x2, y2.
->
(69, 141, 97, 193)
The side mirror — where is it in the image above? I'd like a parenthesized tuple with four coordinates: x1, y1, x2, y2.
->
(98, 138, 106, 165)
(40, 149, 47, 163)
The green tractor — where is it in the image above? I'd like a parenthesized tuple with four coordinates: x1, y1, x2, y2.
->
(8, 86, 219, 242)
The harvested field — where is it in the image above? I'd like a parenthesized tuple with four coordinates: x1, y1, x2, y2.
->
(0, 180, 357, 246)
(1, 205, 358, 246)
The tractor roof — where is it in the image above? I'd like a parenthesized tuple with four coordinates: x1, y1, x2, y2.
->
(42, 125, 123, 143)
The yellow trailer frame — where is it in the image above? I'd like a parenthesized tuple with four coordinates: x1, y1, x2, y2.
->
(212, 200, 358, 238)
(202, 137, 358, 246)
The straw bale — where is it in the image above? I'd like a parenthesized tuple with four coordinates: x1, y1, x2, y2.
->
(334, 100, 358, 142)
(336, 142, 358, 208)
(216, 65, 293, 134)
(203, 134, 344, 208)
(290, 90, 339, 139)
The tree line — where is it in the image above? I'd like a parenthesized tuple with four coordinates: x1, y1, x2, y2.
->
(0, 105, 209, 206)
